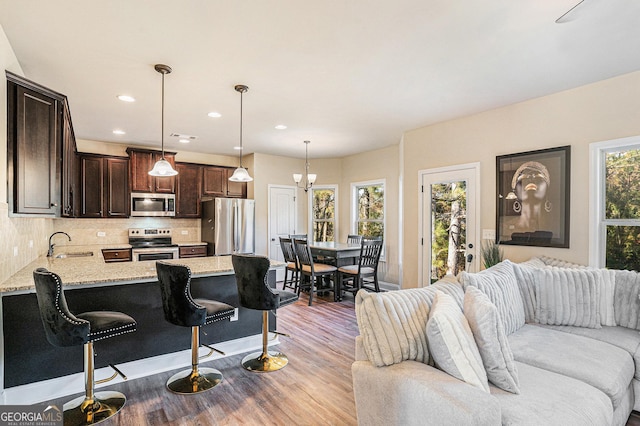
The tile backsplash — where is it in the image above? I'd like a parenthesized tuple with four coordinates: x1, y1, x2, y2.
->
(0, 202, 54, 284)
(52, 217, 201, 246)
(0, 207, 201, 284)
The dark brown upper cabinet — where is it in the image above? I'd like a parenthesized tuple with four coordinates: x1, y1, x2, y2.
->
(175, 162, 203, 218)
(7, 72, 64, 216)
(79, 154, 129, 218)
(202, 165, 247, 199)
(61, 99, 79, 217)
(127, 147, 176, 194)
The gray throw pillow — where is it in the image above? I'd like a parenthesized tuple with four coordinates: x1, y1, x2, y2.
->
(459, 260, 525, 335)
(464, 286, 520, 394)
(427, 290, 489, 392)
(535, 267, 601, 329)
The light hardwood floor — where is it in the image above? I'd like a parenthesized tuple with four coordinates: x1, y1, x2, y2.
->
(43, 291, 359, 426)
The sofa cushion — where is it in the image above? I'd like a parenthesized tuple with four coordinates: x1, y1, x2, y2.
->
(508, 324, 634, 409)
(463, 286, 519, 394)
(535, 324, 640, 380)
(491, 361, 613, 426)
(427, 291, 489, 392)
(459, 260, 525, 335)
(614, 270, 640, 330)
(354, 281, 464, 367)
(535, 267, 601, 329)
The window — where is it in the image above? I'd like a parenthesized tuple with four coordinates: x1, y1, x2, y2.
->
(310, 186, 337, 242)
(352, 180, 385, 240)
(591, 137, 640, 270)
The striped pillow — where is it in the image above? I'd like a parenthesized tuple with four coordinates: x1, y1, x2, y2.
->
(459, 260, 525, 335)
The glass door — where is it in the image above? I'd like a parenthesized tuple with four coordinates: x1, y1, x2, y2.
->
(420, 164, 479, 286)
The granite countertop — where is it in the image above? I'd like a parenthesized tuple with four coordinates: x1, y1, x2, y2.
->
(0, 245, 284, 294)
(176, 241, 208, 246)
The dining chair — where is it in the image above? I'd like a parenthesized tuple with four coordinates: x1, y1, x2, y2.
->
(337, 238, 384, 299)
(289, 234, 308, 241)
(293, 238, 337, 306)
(279, 237, 300, 292)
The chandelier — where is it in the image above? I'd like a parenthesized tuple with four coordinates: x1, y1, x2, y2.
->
(293, 140, 317, 192)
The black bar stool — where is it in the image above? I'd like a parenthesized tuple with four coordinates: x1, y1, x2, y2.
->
(232, 254, 299, 372)
(155, 261, 235, 394)
(33, 268, 137, 426)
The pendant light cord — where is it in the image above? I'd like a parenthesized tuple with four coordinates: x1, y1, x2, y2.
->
(161, 70, 166, 160)
(239, 89, 243, 168)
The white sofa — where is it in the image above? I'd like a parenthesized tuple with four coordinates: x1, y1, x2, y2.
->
(352, 258, 640, 426)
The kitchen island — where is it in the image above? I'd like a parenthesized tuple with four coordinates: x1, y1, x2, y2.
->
(0, 248, 284, 404)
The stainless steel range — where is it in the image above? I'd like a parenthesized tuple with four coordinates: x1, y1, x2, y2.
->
(128, 228, 179, 261)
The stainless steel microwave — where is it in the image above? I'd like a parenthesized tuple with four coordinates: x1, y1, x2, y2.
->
(130, 193, 176, 217)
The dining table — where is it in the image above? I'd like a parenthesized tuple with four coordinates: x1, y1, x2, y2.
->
(309, 241, 362, 267)
(308, 241, 361, 301)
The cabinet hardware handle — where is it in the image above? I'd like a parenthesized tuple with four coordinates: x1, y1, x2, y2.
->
(51, 203, 59, 207)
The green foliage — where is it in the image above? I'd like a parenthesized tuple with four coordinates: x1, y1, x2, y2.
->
(605, 150, 640, 271)
(481, 240, 503, 269)
(430, 182, 467, 280)
(357, 185, 384, 238)
(312, 189, 335, 242)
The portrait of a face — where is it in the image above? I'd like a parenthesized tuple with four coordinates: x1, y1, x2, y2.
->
(496, 146, 570, 248)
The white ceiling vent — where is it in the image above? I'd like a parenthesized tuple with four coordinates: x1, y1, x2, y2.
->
(170, 133, 198, 140)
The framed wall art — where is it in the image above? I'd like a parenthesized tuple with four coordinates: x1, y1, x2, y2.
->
(496, 146, 571, 248)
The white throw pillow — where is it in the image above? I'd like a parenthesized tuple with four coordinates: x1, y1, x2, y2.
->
(458, 260, 526, 335)
(535, 267, 601, 329)
(427, 290, 489, 392)
(354, 283, 464, 367)
(464, 286, 520, 394)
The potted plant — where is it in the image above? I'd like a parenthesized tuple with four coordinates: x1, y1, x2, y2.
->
(481, 240, 503, 269)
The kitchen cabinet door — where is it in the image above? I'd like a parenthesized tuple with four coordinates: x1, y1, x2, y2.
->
(202, 166, 227, 197)
(175, 163, 202, 218)
(80, 155, 104, 217)
(127, 148, 176, 193)
(7, 79, 61, 215)
(106, 157, 129, 217)
(79, 154, 129, 218)
(61, 100, 78, 217)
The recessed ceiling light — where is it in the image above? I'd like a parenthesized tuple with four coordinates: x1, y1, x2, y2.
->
(179, 139, 190, 144)
(208, 112, 222, 118)
(234, 146, 243, 150)
(117, 95, 135, 102)
(275, 124, 287, 130)
(112, 129, 126, 135)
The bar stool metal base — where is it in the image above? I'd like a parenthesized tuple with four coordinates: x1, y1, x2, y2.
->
(63, 391, 126, 426)
(242, 311, 289, 373)
(166, 367, 223, 394)
(242, 350, 289, 372)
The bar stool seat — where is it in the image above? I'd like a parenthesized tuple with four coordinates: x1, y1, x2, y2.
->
(156, 261, 235, 394)
(33, 268, 136, 426)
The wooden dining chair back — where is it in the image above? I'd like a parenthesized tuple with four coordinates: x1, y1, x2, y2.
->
(279, 237, 299, 292)
(347, 234, 363, 245)
(338, 238, 384, 298)
(293, 238, 337, 306)
(289, 234, 308, 241)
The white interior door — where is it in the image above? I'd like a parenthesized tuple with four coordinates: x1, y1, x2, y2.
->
(418, 163, 480, 286)
(268, 185, 297, 267)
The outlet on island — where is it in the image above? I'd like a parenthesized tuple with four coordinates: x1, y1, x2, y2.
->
(97, 231, 106, 237)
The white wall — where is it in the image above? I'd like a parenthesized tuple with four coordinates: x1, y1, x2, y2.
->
(402, 70, 640, 288)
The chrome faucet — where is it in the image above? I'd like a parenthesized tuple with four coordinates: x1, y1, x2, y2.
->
(47, 231, 71, 257)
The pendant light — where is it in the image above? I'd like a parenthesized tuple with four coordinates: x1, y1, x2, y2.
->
(229, 84, 253, 182)
(149, 64, 178, 177)
(293, 140, 317, 192)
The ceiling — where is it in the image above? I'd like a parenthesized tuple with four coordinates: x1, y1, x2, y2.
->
(1, 0, 640, 159)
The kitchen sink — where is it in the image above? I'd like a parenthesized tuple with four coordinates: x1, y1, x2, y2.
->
(55, 251, 94, 259)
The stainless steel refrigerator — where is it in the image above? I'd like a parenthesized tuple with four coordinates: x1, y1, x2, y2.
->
(201, 198, 255, 256)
